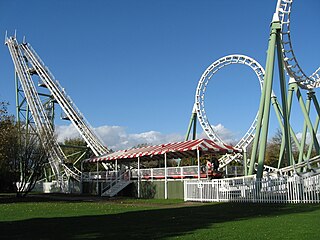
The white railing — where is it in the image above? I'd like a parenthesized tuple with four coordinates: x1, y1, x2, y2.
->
(131, 166, 200, 179)
(225, 165, 245, 177)
(82, 170, 122, 181)
(184, 174, 320, 204)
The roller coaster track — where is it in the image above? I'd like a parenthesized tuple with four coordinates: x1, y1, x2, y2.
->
(20, 42, 109, 157)
(276, 0, 320, 89)
(195, 54, 265, 167)
(6, 36, 109, 182)
(6, 37, 64, 179)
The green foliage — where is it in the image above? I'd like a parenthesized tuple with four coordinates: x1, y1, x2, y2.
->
(265, 130, 283, 168)
(0, 102, 19, 192)
(265, 129, 319, 168)
(131, 181, 156, 199)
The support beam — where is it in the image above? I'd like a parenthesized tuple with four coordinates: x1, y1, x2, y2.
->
(298, 91, 313, 167)
(243, 147, 248, 176)
(137, 157, 140, 198)
(96, 162, 99, 195)
(294, 83, 320, 154)
(271, 93, 307, 168)
(249, 22, 280, 175)
(185, 104, 197, 140)
(197, 149, 200, 180)
(276, 33, 293, 167)
(256, 21, 280, 178)
(164, 153, 168, 199)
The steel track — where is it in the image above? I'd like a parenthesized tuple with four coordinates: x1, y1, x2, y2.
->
(276, 0, 320, 89)
(195, 54, 264, 151)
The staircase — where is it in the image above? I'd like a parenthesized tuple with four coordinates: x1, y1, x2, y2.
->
(102, 180, 132, 197)
(101, 170, 132, 197)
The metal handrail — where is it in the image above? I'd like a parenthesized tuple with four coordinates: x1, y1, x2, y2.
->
(101, 170, 131, 194)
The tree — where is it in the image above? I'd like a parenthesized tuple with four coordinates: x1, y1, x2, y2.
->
(0, 101, 19, 192)
(15, 132, 49, 197)
(265, 129, 306, 168)
(265, 129, 283, 168)
(0, 100, 52, 196)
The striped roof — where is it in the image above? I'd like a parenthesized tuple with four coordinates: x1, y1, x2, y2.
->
(87, 138, 240, 163)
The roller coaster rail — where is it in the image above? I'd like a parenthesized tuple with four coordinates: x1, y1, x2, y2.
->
(20, 42, 109, 157)
(6, 37, 64, 180)
(6, 36, 110, 184)
(189, 0, 320, 179)
(276, 0, 320, 89)
(194, 54, 265, 168)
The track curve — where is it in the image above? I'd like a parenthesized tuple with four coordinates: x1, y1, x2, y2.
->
(195, 54, 265, 150)
(277, 0, 320, 89)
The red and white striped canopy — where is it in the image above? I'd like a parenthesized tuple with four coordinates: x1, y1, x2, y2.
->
(87, 138, 240, 163)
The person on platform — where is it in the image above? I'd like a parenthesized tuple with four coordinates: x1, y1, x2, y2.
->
(212, 157, 219, 172)
(206, 159, 212, 173)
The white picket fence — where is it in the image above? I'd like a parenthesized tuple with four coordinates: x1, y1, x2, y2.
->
(184, 173, 320, 203)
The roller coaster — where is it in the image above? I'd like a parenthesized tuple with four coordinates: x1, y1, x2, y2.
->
(186, 0, 320, 177)
(6, 36, 109, 184)
(5, 0, 320, 195)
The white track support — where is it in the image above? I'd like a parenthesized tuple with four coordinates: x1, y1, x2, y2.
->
(276, 0, 320, 89)
(20, 42, 109, 157)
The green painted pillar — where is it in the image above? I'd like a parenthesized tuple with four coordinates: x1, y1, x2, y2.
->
(256, 21, 281, 179)
(298, 91, 312, 167)
(271, 94, 305, 168)
(185, 104, 197, 140)
(307, 94, 320, 159)
(294, 83, 320, 154)
(276, 32, 293, 167)
(15, 71, 20, 123)
(243, 147, 248, 176)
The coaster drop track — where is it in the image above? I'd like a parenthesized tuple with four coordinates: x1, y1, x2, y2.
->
(6, 36, 110, 183)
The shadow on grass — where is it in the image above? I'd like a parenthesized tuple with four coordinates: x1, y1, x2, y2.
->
(0, 193, 103, 204)
(0, 198, 320, 239)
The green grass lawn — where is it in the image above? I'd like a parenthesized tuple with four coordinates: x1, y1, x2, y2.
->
(0, 194, 319, 239)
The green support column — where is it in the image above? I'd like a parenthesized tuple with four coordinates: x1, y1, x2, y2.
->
(276, 33, 293, 167)
(15, 71, 20, 123)
(248, 81, 266, 174)
(271, 94, 286, 166)
(271, 94, 306, 168)
(249, 21, 281, 176)
(307, 116, 320, 159)
(298, 91, 312, 168)
(307, 94, 320, 159)
(243, 147, 248, 176)
(185, 104, 197, 141)
(278, 81, 295, 166)
(310, 93, 320, 119)
(294, 83, 320, 154)
(256, 21, 280, 179)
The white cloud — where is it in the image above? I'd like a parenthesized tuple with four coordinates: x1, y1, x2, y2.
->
(295, 132, 320, 145)
(55, 123, 238, 152)
(55, 124, 184, 151)
(55, 124, 80, 142)
(198, 123, 238, 145)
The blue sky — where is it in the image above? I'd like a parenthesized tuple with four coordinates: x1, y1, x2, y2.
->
(0, 0, 319, 150)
